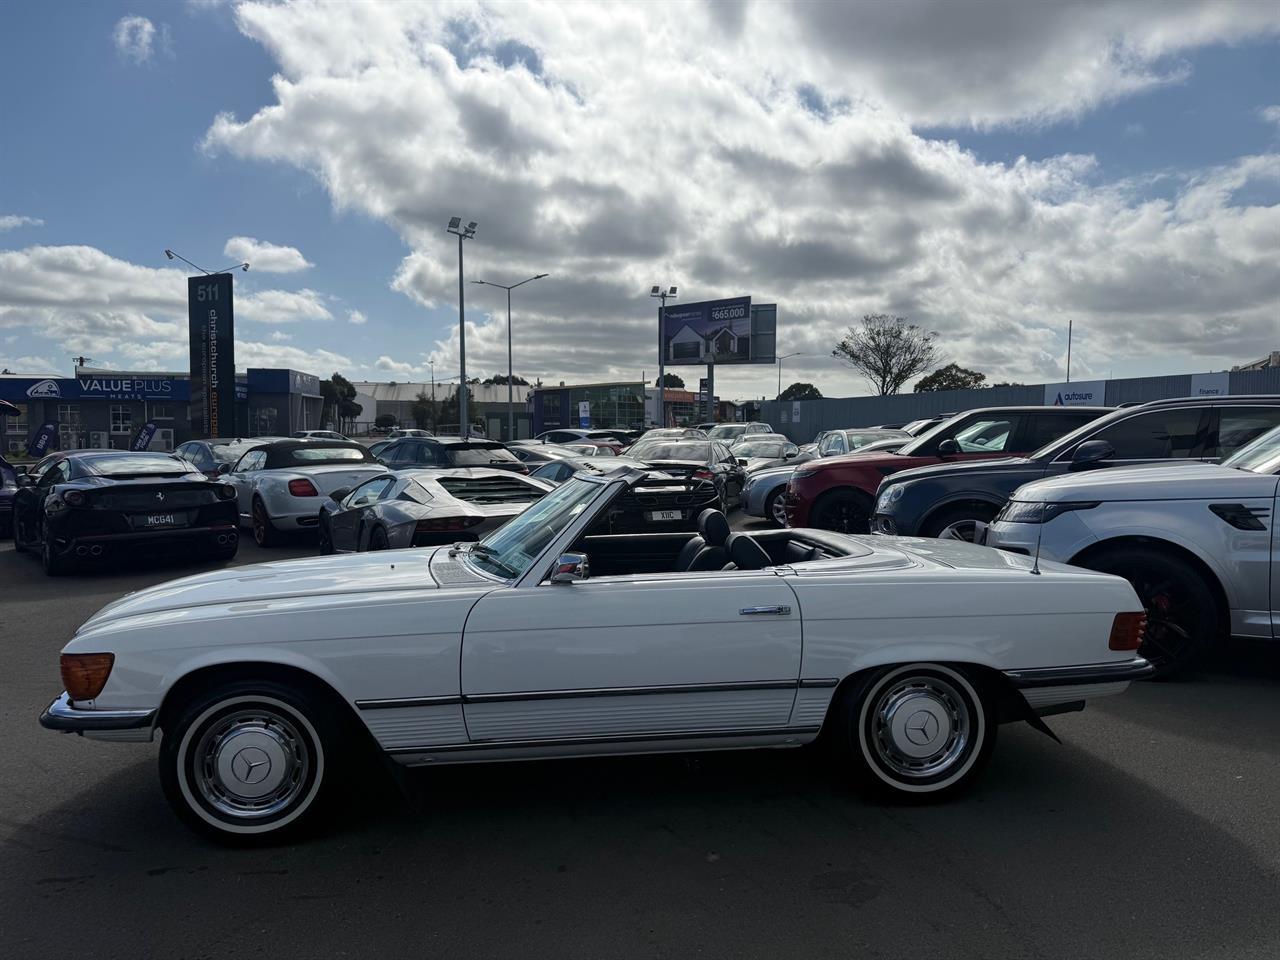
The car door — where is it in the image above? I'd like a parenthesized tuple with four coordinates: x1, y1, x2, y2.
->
(1044, 407, 1209, 480)
(712, 441, 744, 503)
(227, 449, 267, 521)
(29, 458, 69, 543)
(461, 569, 804, 743)
(329, 476, 394, 551)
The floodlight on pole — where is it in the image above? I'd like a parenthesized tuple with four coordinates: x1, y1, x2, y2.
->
(472, 272, 550, 439)
(777, 351, 804, 398)
(163, 249, 249, 275)
(650, 284, 678, 426)
(446, 216, 478, 436)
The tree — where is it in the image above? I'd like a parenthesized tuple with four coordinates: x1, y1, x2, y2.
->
(779, 382, 823, 401)
(914, 363, 986, 393)
(438, 383, 475, 431)
(320, 372, 363, 431)
(831, 314, 938, 396)
(375, 413, 397, 430)
(655, 373, 685, 388)
(483, 373, 530, 386)
(410, 390, 436, 431)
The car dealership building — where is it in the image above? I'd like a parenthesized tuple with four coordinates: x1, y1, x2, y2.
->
(1, 365, 323, 455)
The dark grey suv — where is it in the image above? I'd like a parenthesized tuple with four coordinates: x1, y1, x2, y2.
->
(870, 396, 1280, 542)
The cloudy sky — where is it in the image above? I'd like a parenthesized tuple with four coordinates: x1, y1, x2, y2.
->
(1, 0, 1277, 400)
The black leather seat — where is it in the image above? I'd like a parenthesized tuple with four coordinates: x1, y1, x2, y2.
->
(784, 541, 820, 564)
(724, 532, 772, 571)
(677, 509, 731, 571)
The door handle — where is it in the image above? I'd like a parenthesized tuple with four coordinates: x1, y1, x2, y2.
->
(739, 605, 791, 616)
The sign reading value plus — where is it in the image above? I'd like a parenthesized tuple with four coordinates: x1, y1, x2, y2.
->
(0, 377, 188, 402)
(1044, 379, 1107, 407)
(188, 273, 237, 439)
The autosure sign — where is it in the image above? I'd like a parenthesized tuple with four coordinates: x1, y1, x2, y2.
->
(188, 273, 236, 439)
(1043, 379, 1106, 406)
(660, 297, 777, 366)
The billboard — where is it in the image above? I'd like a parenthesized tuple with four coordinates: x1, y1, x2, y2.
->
(1190, 372, 1230, 397)
(188, 273, 236, 439)
(660, 297, 777, 366)
(0, 376, 188, 402)
(1043, 379, 1106, 406)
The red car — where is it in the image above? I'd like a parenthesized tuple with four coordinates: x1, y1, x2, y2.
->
(785, 406, 1110, 533)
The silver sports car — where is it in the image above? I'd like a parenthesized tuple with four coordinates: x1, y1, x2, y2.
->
(317, 467, 553, 553)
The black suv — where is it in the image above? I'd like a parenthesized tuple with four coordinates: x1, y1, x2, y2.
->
(376, 437, 528, 474)
(870, 396, 1280, 541)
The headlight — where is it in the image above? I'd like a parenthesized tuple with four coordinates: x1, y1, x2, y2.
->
(875, 484, 905, 513)
(217, 484, 237, 500)
(997, 500, 1099, 524)
(792, 467, 818, 481)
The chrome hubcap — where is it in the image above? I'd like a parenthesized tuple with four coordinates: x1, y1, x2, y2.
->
(871, 677, 970, 778)
(195, 708, 309, 819)
(771, 493, 788, 525)
(938, 520, 978, 542)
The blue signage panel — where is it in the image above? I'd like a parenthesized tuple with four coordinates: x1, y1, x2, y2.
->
(27, 422, 56, 457)
(0, 376, 189, 402)
(247, 368, 322, 397)
(188, 273, 237, 439)
(131, 421, 159, 451)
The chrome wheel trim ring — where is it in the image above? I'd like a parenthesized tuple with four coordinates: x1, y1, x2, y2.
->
(177, 695, 325, 835)
(937, 519, 979, 542)
(857, 664, 984, 793)
(770, 491, 788, 526)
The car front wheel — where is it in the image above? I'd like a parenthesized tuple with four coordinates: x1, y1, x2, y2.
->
(921, 504, 998, 542)
(160, 681, 338, 843)
(766, 488, 788, 527)
(836, 663, 996, 799)
(810, 489, 873, 535)
(252, 498, 281, 547)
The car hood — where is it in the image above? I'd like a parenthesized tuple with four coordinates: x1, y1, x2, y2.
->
(80, 547, 463, 629)
(747, 465, 797, 483)
(1013, 462, 1280, 503)
(882, 456, 1032, 485)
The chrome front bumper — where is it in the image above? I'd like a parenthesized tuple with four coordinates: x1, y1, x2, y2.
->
(39, 692, 157, 735)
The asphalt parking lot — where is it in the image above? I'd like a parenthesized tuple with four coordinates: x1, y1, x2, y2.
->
(2, 520, 1279, 960)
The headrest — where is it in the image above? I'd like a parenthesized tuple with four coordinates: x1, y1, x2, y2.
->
(726, 532, 771, 570)
(697, 508, 731, 545)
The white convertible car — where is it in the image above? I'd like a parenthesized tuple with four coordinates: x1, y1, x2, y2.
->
(40, 467, 1149, 842)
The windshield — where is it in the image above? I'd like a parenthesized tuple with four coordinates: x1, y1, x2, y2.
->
(707, 424, 747, 439)
(735, 441, 788, 457)
(627, 440, 710, 462)
(85, 454, 188, 476)
(447, 444, 519, 465)
(470, 476, 604, 579)
(1222, 425, 1280, 474)
(289, 447, 368, 463)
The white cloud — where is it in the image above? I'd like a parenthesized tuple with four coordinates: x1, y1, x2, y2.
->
(195, 0, 1280, 396)
(237, 288, 333, 324)
(0, 215, 44, 232)
(1262, 105, 1280, 127)
(223, 235, 312, 272)
(347, 309, 368, 325)
(270, 330, 293, 342)
(113, 15, 157, 65)
(0, 353, 61, 375)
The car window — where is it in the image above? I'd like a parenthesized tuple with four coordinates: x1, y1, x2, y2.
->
(37, 461, 68, 487)
(235, 450, 266, 473)
(1223, 425, 1280, 474)
(84, 454, 189, 476)
(1022, 413, 1099, 451)
(346, 476, 394, 507)
(952, 418, 1017, 453)
(446, 444, 519, 466)
(1075, 409, 1204, 461)
(1209, 407, 1280, 458)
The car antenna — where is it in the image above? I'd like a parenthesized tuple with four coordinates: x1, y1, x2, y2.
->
(1030, 499, 1046, 576)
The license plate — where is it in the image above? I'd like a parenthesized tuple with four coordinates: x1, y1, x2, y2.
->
(647, 509, 683, 522)
(141, 513, 182, 527)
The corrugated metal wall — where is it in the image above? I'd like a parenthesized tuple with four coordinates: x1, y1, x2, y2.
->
(760, 367, 1280, 442)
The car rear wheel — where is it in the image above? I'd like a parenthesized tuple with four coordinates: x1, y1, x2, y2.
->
(252, 498, 281, 548)
(367, 526, 389, 551)
(41, 529, 67, 576)
(921, 504, 999, 542)
(159, 681, 339, 843)
(12, 512, 28, 554)
(766, 488, 788, 527)
(317, 515, 334, 555)
(810, 489, 873, 535)
(835, 663, 995, 799)
(1078, 546, 1218, 678)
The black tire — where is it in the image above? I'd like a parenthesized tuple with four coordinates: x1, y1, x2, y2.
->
(317, 515, 334, 555)
(251, 498, 281, 548)
(834, 663, 996, 800)
(810, 489, 874, 535)
(12, 511, 28, 554)
(765, 488, 787, 527)
(41, 529, 67, 576)
(367, 526, 389, 551)
(159, 679, 342, 844)
(1078, 546, 1219, 678)
(920, 503, 999, 542)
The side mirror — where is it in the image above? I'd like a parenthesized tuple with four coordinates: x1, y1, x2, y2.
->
(15, 464, 28, 475)
(1070, 440, 1114, 469)
(329, 487, 351, 503)
(16, 473, 34, 488)
(736, 457, 748, 466)
(550, 552, 589, 584)
(937, 438, 960, 455)
(216, 462, 232, 475)
(785, 450, 797, 459)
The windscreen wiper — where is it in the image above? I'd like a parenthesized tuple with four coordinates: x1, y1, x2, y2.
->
(467, 542, 520, 577)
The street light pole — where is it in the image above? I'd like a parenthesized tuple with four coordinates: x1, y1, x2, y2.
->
(446, 217, 477, 436)
(472, 273, 548, 440)
(777, 352, 803, 399)
(650, 285, 677, 426)
(1065, 320, 1073, 383)
(428, 359, 436, 432)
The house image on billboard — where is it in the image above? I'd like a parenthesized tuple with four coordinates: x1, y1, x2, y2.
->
(667, 320, 750, 363)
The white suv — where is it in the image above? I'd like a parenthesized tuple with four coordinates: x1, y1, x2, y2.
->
(986, 426, 1280, 676)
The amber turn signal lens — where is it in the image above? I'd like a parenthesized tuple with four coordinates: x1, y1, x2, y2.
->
(61, 653, 115, 701)
(1108, 612, 1147, 651)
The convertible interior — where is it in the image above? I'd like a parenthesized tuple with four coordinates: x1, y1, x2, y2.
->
(571, 508, 859, 577)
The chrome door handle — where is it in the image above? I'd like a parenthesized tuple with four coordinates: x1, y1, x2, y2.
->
(740, 605, 791, 616)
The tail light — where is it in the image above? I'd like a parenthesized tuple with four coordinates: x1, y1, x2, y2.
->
(1109, 612, 1147, 651)
(513, 463, 529, 474)
(288, 478, 320, 497)
(216, 484, 237, 500)
(61, 653, 115, 701)
(63, 490, 86, 507)
(415, 516, 484, 533)
(693, 468, 714, 480)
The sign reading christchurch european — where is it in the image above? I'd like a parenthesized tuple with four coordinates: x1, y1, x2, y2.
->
(188, 273, 236, 439)
(660, 296, 778, 366)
